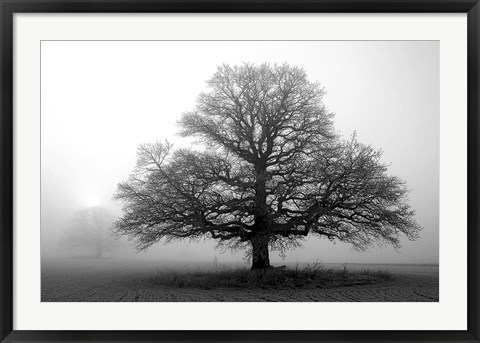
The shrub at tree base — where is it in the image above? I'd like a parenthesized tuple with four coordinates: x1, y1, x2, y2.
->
(151, 264, 394, 290)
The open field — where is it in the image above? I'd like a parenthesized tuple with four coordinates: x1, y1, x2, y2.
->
(41, 258, 438, 302)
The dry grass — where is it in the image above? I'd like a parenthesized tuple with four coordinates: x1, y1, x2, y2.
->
(151, 261, 394, 290)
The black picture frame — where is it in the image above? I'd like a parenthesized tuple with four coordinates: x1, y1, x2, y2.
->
(1, 1, 479, 342)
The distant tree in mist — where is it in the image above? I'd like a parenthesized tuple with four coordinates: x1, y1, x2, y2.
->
(61, 206, 122, 258)
(113, 63, 421, 270)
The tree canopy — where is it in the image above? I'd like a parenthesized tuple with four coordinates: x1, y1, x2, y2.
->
(113, 63, 421, 269)
(61, 206, 122, 258)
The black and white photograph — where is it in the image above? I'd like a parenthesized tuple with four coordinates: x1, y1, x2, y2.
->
(40, 40, 439, 302)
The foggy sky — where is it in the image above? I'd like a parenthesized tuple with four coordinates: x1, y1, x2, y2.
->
(41, 41, 439, 264)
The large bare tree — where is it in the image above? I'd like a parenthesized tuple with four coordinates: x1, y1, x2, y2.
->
(113, 63, 421, 270)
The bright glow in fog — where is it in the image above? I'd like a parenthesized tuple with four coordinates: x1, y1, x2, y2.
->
(40, 41, 439, 265)
(84, 195, 100, 208)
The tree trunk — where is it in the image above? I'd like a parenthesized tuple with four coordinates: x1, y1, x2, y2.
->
(96, 228, 103, 258)
(96, 242, 103, 258)
(251, 236, 270, 270)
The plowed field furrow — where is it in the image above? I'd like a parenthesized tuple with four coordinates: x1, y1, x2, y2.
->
(41, 259, 439, 302)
